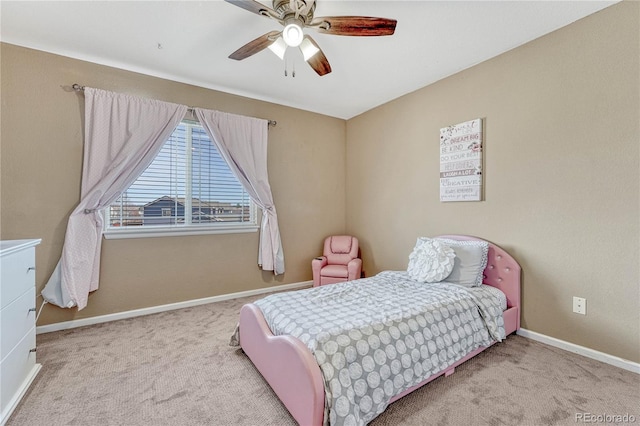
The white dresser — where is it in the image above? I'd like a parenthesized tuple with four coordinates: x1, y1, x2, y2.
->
(0, 239, 41, 426)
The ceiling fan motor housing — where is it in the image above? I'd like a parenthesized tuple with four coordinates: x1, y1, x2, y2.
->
(272, 0, 315, 23)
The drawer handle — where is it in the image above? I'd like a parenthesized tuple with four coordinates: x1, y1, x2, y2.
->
(29, 307, 37, 313)
(27, 266, 36, 272)
(29, 348, 37, 353)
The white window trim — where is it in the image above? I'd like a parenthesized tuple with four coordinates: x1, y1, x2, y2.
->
(103, 221, 259, 240)
(103, 120, 259, 239)
(104, 204, 259, 239)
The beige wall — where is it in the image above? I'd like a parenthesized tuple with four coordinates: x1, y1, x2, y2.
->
(0, 43, 346, 325)
(346, 2, 639, 363)
(1, 2, 638, 364)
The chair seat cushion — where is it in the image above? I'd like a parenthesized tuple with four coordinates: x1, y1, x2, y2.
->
(321, 264, 349, 278)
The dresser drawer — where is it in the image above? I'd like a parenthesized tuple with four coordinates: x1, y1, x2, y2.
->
(0, 327, 37, 414)
(1, 287, 36, 362)
(0, 248, 36, 310)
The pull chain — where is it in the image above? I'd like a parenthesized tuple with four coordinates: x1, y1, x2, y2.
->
(283, 51, 296, 78)
(284, 53, 288, 77)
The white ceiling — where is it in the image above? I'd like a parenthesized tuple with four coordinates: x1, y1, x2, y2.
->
(1, 1, 618, 119)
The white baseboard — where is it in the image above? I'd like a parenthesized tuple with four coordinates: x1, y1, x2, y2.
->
(517, 328, 639, 374)
(36, 280, 312, 335)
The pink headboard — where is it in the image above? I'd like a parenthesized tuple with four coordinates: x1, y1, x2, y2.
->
(437, 235, 521, 310)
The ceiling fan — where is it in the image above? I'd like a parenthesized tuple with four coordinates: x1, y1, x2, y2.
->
(225, 0, 397, 76)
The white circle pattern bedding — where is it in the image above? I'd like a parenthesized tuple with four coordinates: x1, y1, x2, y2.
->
(254, 271, 505, 426)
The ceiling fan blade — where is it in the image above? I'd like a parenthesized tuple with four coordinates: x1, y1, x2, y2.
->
(224, 0, 277, 18)
(302, 36, 331, 76)
(310, 16, 397, 36)
(229, 30, 282, 60)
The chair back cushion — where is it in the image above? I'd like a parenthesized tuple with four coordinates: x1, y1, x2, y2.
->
(324, 236, 359, 265)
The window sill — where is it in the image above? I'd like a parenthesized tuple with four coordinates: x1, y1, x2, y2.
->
(103, 224, 259, 240)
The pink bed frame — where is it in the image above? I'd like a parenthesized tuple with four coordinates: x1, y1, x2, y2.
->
(238, 235, 521, 425)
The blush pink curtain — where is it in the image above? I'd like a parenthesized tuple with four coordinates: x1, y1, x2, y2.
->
(194, 108, 284, 274)
(42, 88, 188, 310)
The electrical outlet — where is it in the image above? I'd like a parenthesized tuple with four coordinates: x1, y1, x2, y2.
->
(573, 296, 586, 315)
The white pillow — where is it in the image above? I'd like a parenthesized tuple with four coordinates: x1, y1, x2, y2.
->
(407, 238, 456, 283)
(435, 238, 489, 287)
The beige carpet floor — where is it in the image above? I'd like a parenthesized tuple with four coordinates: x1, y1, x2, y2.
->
(8, 293, 639, 426)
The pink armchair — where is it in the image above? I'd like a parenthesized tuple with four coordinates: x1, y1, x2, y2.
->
(312, 236, 362, 287)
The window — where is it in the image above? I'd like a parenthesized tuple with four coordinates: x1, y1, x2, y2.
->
(105, 121, 257, 239)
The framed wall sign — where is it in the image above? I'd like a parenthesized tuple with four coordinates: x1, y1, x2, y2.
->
(439, 118, 483, 202)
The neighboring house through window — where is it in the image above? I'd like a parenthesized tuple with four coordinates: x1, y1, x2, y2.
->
(105, 121, 257, 238)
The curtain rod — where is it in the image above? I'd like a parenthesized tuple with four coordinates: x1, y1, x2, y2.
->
(71, 84, 276, 127)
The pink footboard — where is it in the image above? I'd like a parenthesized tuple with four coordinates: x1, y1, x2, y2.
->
(239, 304, 325, 426)
(239, 235, 521, 425)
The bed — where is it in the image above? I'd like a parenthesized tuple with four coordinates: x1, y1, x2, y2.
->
(234, 235, 521, 425)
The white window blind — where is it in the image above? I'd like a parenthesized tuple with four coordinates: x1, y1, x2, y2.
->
(106, 121, 256, 237)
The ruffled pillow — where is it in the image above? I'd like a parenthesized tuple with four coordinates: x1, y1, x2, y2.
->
(407, 238, 456, 283)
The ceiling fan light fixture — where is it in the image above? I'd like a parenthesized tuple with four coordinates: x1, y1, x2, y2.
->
(268, 36, 287, 59)
(282, 23, 304, 47)
(300, 38, 319, 61)
(225, 0, 397, 76)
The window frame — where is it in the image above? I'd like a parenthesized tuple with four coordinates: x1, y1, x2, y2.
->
(103, 120, 259, 240)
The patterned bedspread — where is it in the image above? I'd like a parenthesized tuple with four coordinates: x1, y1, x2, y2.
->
(252, 271, 506, 426)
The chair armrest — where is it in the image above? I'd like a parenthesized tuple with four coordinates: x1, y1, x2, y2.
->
(312, 256, 328, 286)
(312, 256, 328, 268)
(347, 258, 363, 281)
